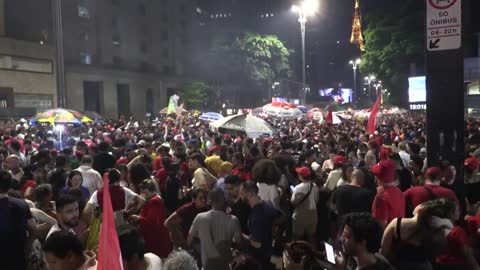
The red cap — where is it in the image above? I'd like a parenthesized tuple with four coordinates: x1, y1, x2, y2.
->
(334, 155, 346, 165)
(380, 146, 392, 160)
(425, 166, 443, 180)
(372, 159, 397, 183)
(50, 149, 58, 157)
(467, 215, 480, 236)
(295, 166, 311, 178)
(465, 157, 480, 171)
(75, 151, 84, 161)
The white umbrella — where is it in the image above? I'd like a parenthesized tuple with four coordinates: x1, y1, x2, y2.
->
(210, 114, 276, 138)
(262, 102, 303, 118)
(199, 112, 224, 122)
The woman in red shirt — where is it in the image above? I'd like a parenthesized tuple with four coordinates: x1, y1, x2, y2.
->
(128, 179, 172, 258)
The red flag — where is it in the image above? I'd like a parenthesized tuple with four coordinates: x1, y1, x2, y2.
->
(97, 174, 124, 270)
(367, 96, 381, 135)
(326, 109, 333, 125)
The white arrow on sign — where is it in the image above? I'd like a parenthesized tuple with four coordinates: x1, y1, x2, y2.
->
(426, 0, 461, 51)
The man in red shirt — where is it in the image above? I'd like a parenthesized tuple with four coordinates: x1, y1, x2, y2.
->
(207, 136, 222, 156)
(371, 159, 405, 227)
(404, 167, 458, 211)
(164, 188, 208, 248)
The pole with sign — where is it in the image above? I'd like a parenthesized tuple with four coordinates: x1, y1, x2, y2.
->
(425, 0, 464, 186)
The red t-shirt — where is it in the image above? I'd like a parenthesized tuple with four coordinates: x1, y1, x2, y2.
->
(115, 156, 129, 166)
(153, 156, 163, 172)
(175, 202, 208, 237)
(208, 145, 221, 156)
(231, 166, 251, 181)
(139, 196, 172, 258)
(155, 168, 168, 191)
(436, 226, 469, 265)
(372, 186, 405, 224)
(20, 180, 36, 195)
(404, 184, 459, 209)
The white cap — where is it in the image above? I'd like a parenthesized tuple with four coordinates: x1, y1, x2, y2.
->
(161, 142, 170, 148)
(137, 140, 146, 147)
(311, 162, 321, 172)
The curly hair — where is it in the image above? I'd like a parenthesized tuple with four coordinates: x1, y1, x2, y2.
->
(163, 250, 199, 270)
(341, 213, 383, 253)
(251, 159, 281, 185)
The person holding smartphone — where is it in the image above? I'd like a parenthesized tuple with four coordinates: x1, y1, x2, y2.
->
(336, 213, 392, 270)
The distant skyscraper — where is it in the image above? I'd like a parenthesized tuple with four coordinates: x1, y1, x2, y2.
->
(350, 0, 365, 52)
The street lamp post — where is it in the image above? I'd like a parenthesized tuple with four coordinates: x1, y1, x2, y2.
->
(349, 58, 361, 104)
(292, 0, 318, 105)
(364, 75, 376, 100)
(53, 0, 66, 108)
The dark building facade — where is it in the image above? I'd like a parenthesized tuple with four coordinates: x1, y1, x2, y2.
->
(2, 0, 193, 119)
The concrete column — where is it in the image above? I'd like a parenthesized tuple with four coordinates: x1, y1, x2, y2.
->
(0, 0, 5, 36)
(65, 73, 84, 111)
(477, 34, 480, 57)
(102, 80, 117, 119)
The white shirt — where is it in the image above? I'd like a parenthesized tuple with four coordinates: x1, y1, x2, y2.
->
(15, 152, 27, 168)
(145, 253, 163, 270)
(291, 182, 319, 219)
(76, 165, 104, 195)
(88, 186, 138, 227)
(324, 169, 342, 191)
(87, 186, 137, 209)
(10, 169, 24, 182)
(399, 150, 410, 168)
(257, 183, 280, 207)
(46, 224, 76, 239)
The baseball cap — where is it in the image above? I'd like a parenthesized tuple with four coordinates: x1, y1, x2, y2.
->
(311, 161, 321, 172)
(372, 159, 397, 183)
(295, 166, 311, 178)
(465, 157, 480, 170)
(334, 155, 346, 165)
(425, 166, 442, 180)
(137, 140, 146, 147)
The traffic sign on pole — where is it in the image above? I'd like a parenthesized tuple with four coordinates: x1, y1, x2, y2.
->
(426, 0, 461, 51)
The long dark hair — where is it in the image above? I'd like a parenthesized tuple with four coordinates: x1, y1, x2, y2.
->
(66, 171, 83, 187)
(417, 198, 456, 256)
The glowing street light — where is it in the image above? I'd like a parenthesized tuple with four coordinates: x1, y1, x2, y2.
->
(292, 0, 319, 105)
(364, 74, 377, 98)
(349, 58, 361, 103)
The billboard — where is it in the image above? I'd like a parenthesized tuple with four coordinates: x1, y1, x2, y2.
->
(318, 88, 352, 104)
(408, 76, 426, 103)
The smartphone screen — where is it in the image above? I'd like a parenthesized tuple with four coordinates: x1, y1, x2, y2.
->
(324, 242, 335, 264)
(290, 185, 295, 192)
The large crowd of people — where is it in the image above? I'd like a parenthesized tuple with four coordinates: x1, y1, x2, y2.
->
(1, 112, 480, 270)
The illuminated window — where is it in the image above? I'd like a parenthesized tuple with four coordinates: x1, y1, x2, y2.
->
(78, 6, 89, 18)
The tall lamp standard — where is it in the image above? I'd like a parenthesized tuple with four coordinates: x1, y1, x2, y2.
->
(53, 0, 66, 108)
(364, 75, 376, 100)
(291, 0, 318, 105)
(349, 58, 361, 103)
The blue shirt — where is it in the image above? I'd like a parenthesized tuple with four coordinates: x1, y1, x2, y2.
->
(247, 201, 283, 264)
(60, 186, 90, 201)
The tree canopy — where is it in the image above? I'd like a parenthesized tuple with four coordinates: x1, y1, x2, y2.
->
(360, 0, 424, 105)
(192, 32, 293, 107)
(179, 80, 212, 109)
